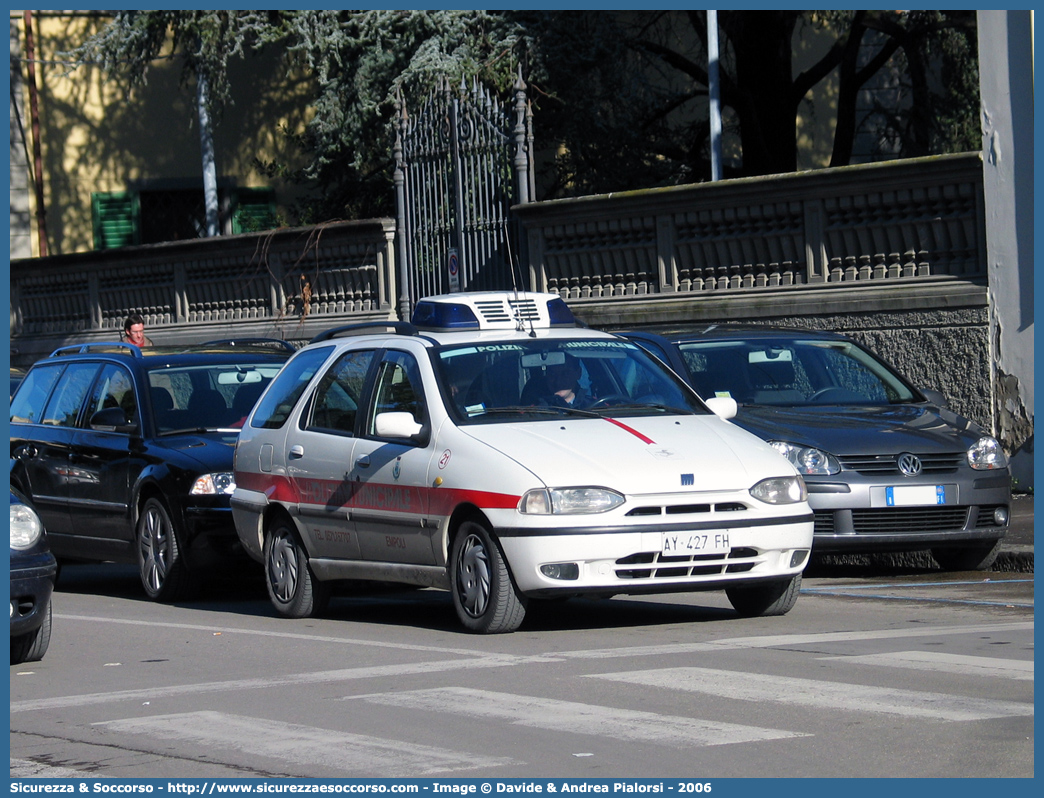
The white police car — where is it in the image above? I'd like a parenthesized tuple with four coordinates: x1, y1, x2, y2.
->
(231, 292, 813, 632)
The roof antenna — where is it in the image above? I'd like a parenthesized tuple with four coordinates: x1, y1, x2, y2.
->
(504, 221, 537, 337)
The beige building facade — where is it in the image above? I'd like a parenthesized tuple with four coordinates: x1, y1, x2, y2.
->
(9, 10, 314, 258)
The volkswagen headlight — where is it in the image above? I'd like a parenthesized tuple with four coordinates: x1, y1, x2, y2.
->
(190, 473, 236, 495)
(769, 441, 841, 476)
(750, 476, 808, 505)
(967, 436, 1009, 471)
(519, 487, 625, 514)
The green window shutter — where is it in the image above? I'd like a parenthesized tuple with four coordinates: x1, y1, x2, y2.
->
(92, 192, 141, 249)
(231, 188, 277, 234)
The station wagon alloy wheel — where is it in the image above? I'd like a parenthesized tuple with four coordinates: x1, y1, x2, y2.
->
(137, 497, 193, 602)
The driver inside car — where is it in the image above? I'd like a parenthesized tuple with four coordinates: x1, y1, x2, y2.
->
(539, 354, 589, 408)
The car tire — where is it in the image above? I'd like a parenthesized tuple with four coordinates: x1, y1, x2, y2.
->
(11, 600, 51, 665)
(136, 495, 196, 601)
(726, 573, 801, 617)
(264, 518, 330, 618)
(931, 539, 1002, 571)
(450, 519, 527, 634)
(137, 497, 196, 602)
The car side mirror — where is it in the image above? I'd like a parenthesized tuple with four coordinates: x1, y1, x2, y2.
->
(921, 388, 948, 409)
(89, 407, 139, 434)
(704, 396, 738, 420)
(375, 411, 425, 442)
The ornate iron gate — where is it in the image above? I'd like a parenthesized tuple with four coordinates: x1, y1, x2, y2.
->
(393, 72, 533, 317)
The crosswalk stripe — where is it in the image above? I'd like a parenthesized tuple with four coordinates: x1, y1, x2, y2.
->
(352, 687, 808, 747)
(818, 651, 1034, 680)
(10, 657, 524, 714)
(16, 621, 1032, 716)
(554, 621, 1034, 660)
(588, 667, 1033, 721)
(94, 711, 517, 776)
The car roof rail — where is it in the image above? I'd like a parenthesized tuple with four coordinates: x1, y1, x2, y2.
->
(309, 322, 419, 344)
(49, 342, 144, 358)
(200, 338, 297, 353)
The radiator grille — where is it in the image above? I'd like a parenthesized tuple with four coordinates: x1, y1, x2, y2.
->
(849, 506, 970, 534)
(839, 452, 964, 475)
(626, 502, 749, 517)
(614, 548, 759, 579)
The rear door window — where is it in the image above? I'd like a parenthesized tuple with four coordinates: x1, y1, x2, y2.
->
(85, 364, 138, 427)
(306, 349, 377, 435)
(41, 363, 100, 427)
(251, 346, 333, 429)
(9, 364, 64, 424)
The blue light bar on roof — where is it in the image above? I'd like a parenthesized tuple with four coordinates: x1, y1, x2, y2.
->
(411, 301, 481, 330)
(546, 297, 576, 327)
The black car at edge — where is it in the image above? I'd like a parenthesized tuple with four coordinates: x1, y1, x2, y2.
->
(10, 485, 57, 664)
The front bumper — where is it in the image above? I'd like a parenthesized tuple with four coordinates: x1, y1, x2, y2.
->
(181, 499, 244, 565)
(10, 551, 57, 638)
(497, 515, 813, 596)
(807, 472, 1010, 552)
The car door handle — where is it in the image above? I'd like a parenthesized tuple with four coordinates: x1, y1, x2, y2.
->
(355, 454, 370, 468)
(288, 445, 304, 460)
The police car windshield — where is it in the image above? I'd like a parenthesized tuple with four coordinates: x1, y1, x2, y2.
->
(433, 338, 709, 423)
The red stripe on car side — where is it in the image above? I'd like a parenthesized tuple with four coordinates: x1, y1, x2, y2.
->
(235, 471, 520, 514)
(235, 471, 298, 502)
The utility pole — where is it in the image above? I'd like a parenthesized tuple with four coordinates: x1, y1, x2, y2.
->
(196, 69, 219, 237)
(23, 11, 49, 255)
(707, 10, 723, 182)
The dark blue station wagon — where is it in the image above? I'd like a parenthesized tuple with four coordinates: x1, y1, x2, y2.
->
(10, 341, 292, 600)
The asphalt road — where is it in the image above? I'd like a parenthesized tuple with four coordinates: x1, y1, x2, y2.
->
(10, 558, 1034, 780)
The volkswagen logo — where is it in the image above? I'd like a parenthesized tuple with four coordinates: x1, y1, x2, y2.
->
(897, 453, 923, 476)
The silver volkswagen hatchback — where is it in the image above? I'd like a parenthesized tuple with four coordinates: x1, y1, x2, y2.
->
(619, 326, 1011, 570)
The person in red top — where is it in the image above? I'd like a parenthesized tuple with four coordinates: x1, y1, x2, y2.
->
(121, 314, 154, 348)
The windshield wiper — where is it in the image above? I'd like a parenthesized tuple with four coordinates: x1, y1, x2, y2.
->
(590, 402, 692, 416)
(158, 427, 239, 436)
(468, 405, 600, 419)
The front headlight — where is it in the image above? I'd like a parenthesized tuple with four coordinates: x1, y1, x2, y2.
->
(769, 441, 841, 475)
(750, 476, 808, 505)
(10, 502, 44, 549)
(967, 436, 1009, 471)
(190, 472, 236, 495)
(519, 487, 625, 515)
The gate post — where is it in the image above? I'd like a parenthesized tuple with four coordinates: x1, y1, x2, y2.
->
(513, 69, 530, 206)
(393, 97, 412, 320)
(449, 81, 466, 293)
